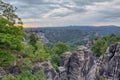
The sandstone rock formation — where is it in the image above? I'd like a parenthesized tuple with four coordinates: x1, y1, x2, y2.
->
(0, 42, 120, 80)
(32, 61, 59, 80)
(58, 46, 95, 80)
(57, 42, 120, 80)
(87, 42, 120, 80)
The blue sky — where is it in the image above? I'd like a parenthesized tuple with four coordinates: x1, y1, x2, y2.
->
(4, 0, 120, 27)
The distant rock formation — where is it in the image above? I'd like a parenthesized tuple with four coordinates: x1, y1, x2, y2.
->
(35, 32, 49, 44)
(23, 32, 49, 44)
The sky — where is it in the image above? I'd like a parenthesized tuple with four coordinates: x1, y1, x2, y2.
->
(4, 0, 120, 28)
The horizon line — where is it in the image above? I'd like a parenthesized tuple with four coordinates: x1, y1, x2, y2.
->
(23, 25, 120, 28)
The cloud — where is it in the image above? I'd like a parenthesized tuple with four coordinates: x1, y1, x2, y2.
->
(3, 0, 120, 27)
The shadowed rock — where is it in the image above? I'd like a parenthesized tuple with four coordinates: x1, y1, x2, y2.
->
(58, 43, 120, 80)
(0, 67, 6, 78)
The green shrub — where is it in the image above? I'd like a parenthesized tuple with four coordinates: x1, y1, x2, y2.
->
(34, 70, 47, 80)
(0, 50, 16, 66)
(32, 40, 50, 62)
(2, 74, 16, 80)
(51, 42, 70, 55)
(20, 43, 35, 57)
(0, 15, 25, 66)
(91, 34, 120, 57)
(17, 58, 33, 73)
(51, 53, 60, 67)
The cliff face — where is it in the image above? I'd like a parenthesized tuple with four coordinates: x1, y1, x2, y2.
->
(32, 43, 120, 80)
(23, 32, 49, 44)
(56, 42, 120, 80)
(0, 43, 120, 80)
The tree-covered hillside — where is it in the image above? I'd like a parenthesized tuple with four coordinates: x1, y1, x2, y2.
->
(24, 26, 120, 47)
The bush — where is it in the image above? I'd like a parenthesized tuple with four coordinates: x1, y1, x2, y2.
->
(32, 40, 50, 62)
(17, 58, 33, 73)
(0, 15, 25, 66)
(51, 42, 70, 55)
(51, 53, 60, 68)
(50, 42, 70, 67)
(2, 74, 16, 80)
(21, 40, 50, 62)
(0, 50, 16, 66)
(2, 70, 47, 80)
(20, 43, 35, 58)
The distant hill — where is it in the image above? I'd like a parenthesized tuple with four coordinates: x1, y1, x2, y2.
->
(24, 25, 120, 35)
(24, 26, 120, 47)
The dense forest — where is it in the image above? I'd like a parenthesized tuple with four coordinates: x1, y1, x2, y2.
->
(0, 0, 120, 80)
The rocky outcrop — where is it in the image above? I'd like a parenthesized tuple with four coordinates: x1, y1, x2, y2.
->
(36, 32, 49, 44)
(58, 46, 95, 80)
(32, 61, 59, 80)
(23, 32, 49, 44)
(87, 42, 120, 80)
(0, 43, 120, 80)
(0, 67, 6, 78)
(56, 42, 120, 80)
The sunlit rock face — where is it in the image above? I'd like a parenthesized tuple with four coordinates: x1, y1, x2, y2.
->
(56, 43, 120, 80)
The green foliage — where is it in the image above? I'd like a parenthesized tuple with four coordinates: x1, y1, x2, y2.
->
(14, 69, 47, 80)
(17, 58, 33, 73)
(0, 16, 24, 66)
(29, 32, 38, 50)
(0, 49, 16, 66)
(0, 16, 25, 50)
(2, 74, 16, 80)
(15, 71, 35, 80)
(33, 70, 47, 80)
(21, 40, 50, 62)
(33, 40, 50, 61)
(51, 42, 70, 55)
(0, 15, 24, 66)
(91, 34, 120, 57)
(50, 42, 70, 67)
(0, 0, 47, 80)
(2, 59, 47, 80)
(21, 43, 35, 57)
(51, 53, 60, 67)
(0, 3, 25, 66)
